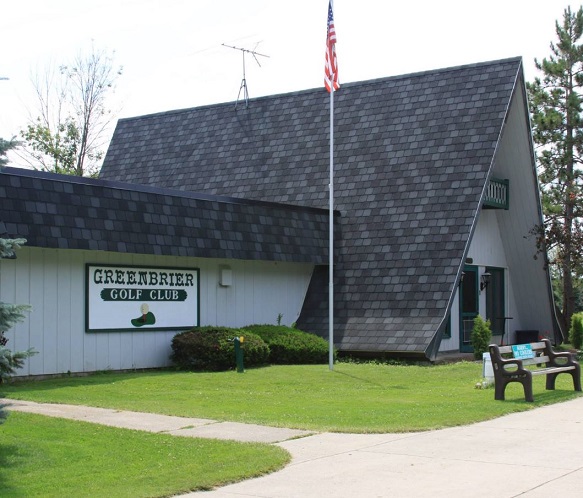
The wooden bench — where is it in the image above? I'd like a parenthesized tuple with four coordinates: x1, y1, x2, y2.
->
(488, 339, 581, 402)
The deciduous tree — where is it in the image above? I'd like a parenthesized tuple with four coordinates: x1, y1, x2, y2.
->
(19, 45, 122, 177)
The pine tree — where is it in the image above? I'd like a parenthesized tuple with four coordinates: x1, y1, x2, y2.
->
(527, 6, 583, 333)
(0, 238, 34, 424)
(0, 137, 17, 167)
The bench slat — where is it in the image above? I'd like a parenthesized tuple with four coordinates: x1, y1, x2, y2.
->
(530, 366, 576, 376)
(522, 355, 549, 366)
(497, 342, 545, 355)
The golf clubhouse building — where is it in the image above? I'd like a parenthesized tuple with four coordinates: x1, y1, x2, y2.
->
(0, 57, 560, 377)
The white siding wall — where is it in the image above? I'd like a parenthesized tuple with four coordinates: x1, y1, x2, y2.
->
(466, 210, 508, 268)
(0, 247, 313, 376)
(438, 83, 555, 352)
(467, 210, 515, 342)
(438, 211, 509, 352)
(489, 87, 555, 338)
(439, 199, 546, 353)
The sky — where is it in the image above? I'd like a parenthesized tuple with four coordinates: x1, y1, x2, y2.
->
(0, 0, 571, 167)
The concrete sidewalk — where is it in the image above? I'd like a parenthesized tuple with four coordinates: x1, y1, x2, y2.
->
(184, 397, 583, 498)
(7, 397, 583, 497)
(6, 399, 312, 443)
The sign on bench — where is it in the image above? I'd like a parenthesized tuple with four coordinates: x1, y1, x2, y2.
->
(511, 344, 535, 360)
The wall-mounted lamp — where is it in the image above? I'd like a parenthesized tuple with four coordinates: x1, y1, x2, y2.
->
(458, 272, 465, 287)
(480, 272, 491, 291)
(219, 266, 232, 287)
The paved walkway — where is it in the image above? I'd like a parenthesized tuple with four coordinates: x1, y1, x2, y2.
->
(7, 397, 583, 497)
(6, 399, 311, 443)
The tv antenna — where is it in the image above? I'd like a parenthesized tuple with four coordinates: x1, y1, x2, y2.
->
(222, 43, 269, 109)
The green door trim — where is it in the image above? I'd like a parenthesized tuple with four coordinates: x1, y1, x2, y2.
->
(485, 266, 506, 336)
(460, 265, 479, 353)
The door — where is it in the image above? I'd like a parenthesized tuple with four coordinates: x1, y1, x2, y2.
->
(485, 267, 506, 343)
(460, 265, 479, 353)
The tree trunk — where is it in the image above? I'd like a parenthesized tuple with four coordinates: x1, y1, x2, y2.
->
(563, 252, 574, 333)
(562, 72, 576, 335)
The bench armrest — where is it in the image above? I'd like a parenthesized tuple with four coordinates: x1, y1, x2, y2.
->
(489, 344, 525, 373)
(541, 339, 579, 367)
(497, 358, 524, 373)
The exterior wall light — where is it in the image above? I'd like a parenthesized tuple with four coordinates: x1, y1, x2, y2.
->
(459, 272, 465, 286)
(480, 272, 491, 291)
(219, 266, 232, 287)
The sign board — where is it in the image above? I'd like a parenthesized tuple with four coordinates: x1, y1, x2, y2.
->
(86, 264, 200, 332)
(512, 343, 535, 360)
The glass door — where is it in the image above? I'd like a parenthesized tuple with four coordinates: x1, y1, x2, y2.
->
(485, 267, 506, 342)
(460, 265, 479, 353)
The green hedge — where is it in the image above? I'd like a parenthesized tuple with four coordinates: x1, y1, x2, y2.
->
(569, 312, 583, 350)
(242, 324, 333, 364)
(170, 326, 269, 371)
(470, 315, 491, 360)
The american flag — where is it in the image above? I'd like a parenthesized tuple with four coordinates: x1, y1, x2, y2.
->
(324, 1, 339, 92)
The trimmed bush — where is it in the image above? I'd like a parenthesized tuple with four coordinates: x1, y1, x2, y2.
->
(569, 312, 583, 350)
(470, 315, 492, 360)
(243, 324, 333, 364)
(171, 326, 269, 371)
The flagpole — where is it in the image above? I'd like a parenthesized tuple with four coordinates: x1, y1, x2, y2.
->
(329, 84, 334, 371)
(325, 0, 337, 371)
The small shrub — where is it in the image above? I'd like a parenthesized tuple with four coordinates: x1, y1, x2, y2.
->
(569, 312, 583, 350)
(470, 315, 491, 360)
(170, 326, 269, 371)
(243, 324, 333, 364)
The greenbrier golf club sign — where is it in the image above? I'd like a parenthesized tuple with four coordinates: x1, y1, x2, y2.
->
(86, 264, 200, 332)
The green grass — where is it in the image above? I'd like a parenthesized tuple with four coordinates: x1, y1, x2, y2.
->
(1, 362, 580, 496)
(3, 361, 582, 432)
(0, 412, 289, 498)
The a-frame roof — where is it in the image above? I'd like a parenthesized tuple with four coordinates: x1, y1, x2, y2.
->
(100, 57, 524, 358)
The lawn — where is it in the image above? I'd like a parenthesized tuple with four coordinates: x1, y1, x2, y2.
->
(2, 361, 581, 496)
(3, 361, 582, 432)
(0, 412, 289, 498)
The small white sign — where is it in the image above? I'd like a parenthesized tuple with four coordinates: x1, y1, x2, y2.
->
(512, 343, 535, 360)
(86, 264, 200, 332)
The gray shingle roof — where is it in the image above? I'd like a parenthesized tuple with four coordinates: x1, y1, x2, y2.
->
(100, 57, 523, 358)
(0, 167, 330, 263)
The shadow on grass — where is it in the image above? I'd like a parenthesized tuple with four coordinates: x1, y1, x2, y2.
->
(333, 369, 409, 390)
(1, 369, 174, 396)
(492, 386, 583, 405)
(0, 443, 24, 495)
